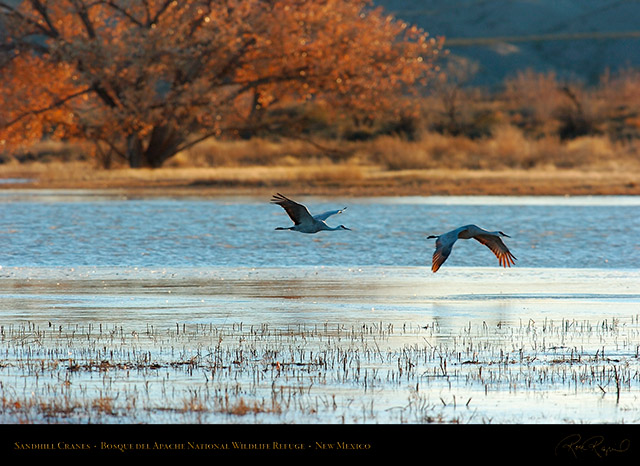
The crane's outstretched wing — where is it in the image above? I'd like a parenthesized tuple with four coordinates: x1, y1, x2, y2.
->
(431, 236, 456, 273)
(473, 235, 517, 267)
(313, 207, 347, 221)
(271, 193, 314, 226)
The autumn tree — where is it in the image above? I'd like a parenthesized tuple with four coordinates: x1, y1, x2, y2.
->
(0, 0, 443, 168)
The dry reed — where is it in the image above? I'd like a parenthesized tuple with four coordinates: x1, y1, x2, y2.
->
(1, 315, 638, 424)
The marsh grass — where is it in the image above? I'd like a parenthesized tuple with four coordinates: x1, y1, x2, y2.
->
(2, 131, 639, 198)
(360, 127, 640, 171)
(2, 127, 638, 194)
(1, 315, 638, 424)
(3, 69, 640, 196)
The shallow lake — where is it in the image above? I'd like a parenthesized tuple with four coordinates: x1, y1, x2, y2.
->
(0, 192, 639, 425)
(2, 192, 640, 268)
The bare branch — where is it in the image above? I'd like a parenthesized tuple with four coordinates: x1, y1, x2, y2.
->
(29, 0, 61, 37)
(1, 88, 91, 129)
(149, 0, 175, 26)
(70, 0, 97, 39)
(0, 0, 59, 39)
(97, 0, 144, 27)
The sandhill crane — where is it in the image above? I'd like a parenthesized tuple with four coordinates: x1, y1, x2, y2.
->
(271, 193, 351, 234)
(427, 224, 517, 272)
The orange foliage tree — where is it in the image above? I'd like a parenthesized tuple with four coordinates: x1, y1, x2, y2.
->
(0, 0, 443, 168)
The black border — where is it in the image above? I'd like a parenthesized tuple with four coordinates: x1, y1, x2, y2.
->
(2, 423, 639, 461)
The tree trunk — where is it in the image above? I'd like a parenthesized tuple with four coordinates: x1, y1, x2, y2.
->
(125, 126, 184, 168)
(127, 134, 144, 168)
(143, 125, 183, 168)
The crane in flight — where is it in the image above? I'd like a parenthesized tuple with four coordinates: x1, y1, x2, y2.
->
(427, 224, 517, 272)
(271, 193, 351, 234)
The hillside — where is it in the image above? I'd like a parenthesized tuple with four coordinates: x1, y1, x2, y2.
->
(378, 0, 640, 86)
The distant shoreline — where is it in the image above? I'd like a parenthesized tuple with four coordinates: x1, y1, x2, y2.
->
(0, 164, 638, 197)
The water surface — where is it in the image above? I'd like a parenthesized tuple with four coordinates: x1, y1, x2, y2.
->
(1, 192, 639, 269)
(0, 193, 639, 424)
